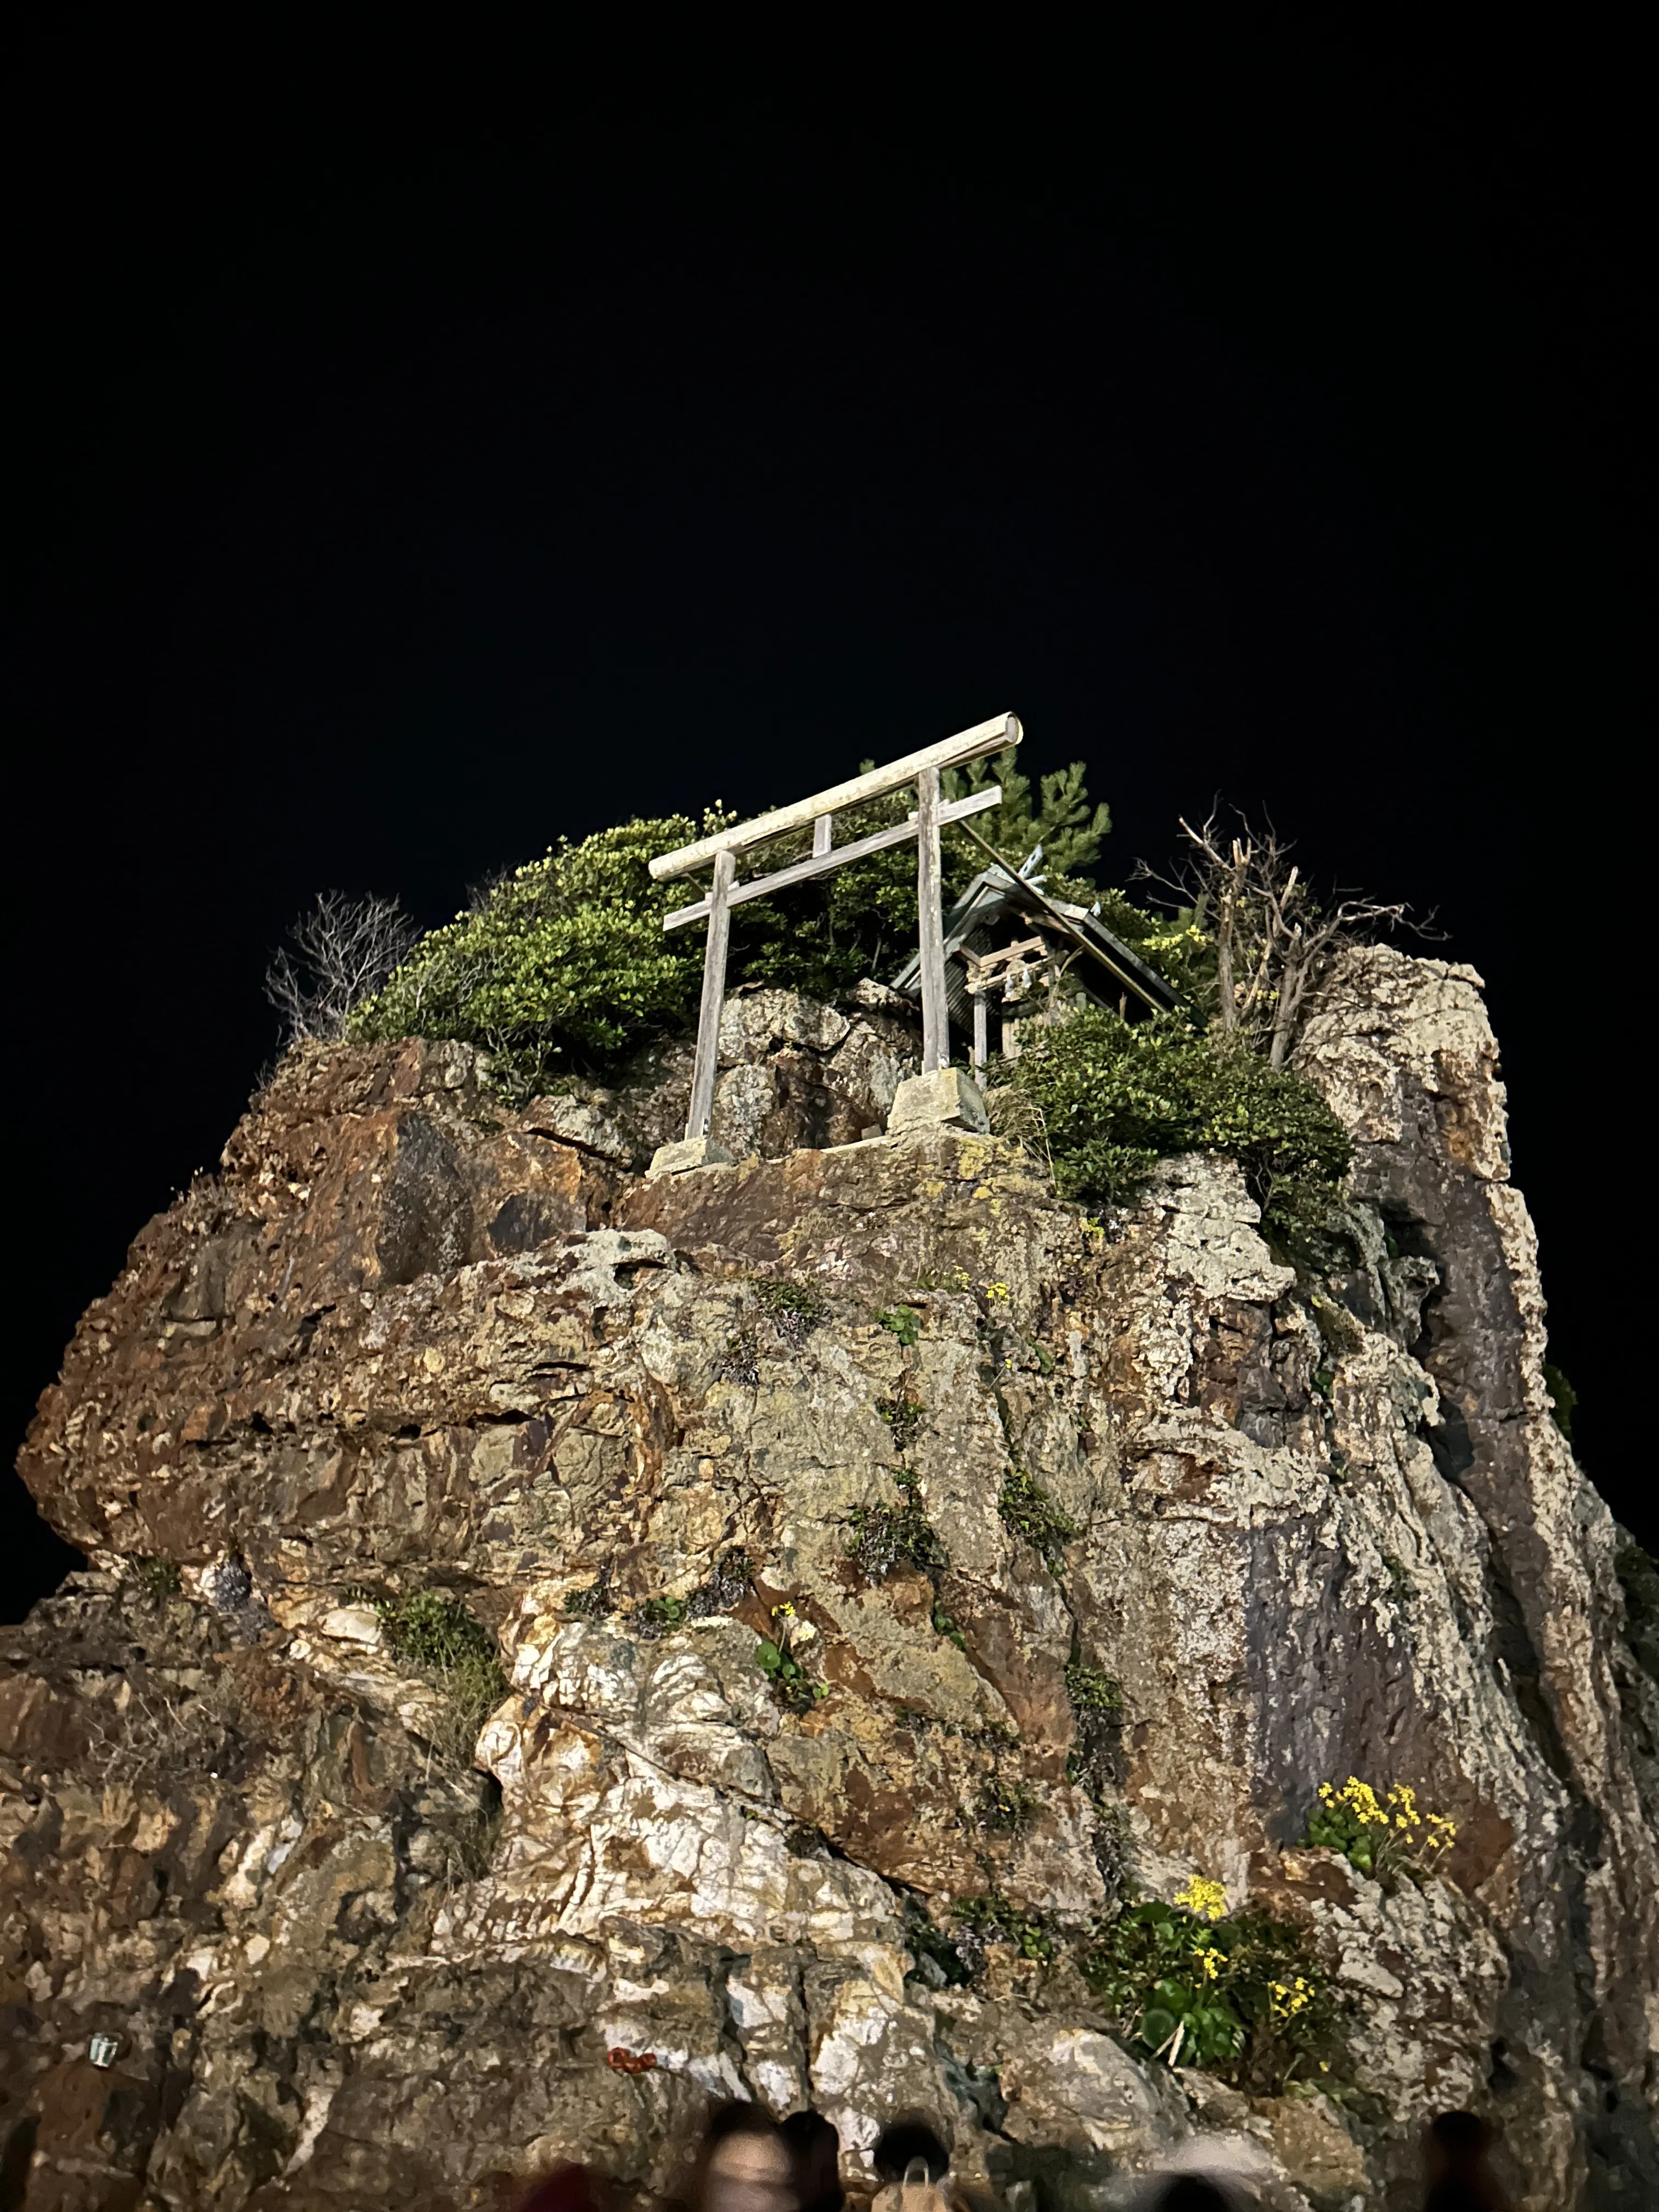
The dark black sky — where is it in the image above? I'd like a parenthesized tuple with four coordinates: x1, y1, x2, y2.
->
(5, 23, 1652, 1615)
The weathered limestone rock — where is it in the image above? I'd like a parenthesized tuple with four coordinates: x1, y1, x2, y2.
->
(4, 956, 1656, 2210)
(573, 986, 919, 1168)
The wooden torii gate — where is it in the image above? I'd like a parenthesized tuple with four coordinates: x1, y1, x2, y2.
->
(650, 711, 1023, 1147)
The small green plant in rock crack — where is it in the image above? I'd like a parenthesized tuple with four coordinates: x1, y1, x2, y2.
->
(932, 1600, 968, 1652)
(631, 1595, 688, 1641)
(754, 1604, 828, 1713)
(998, 1467, 1080, 1572)
(1066, 1663, 1126, 1802)
(847, 1469, 946, 1578)
(1065, 1661, 1124, 1714)
(877, 1391, 924, 1454)
(874, 1305, 922, 1346)
(974, 1775, 1040, 1835)
(130, 1556, 183, 1605)
(715, 1329, 761, 1386)
(951, 1893, 1058, 1965)
(371, 1589, 507, 1763)
(755, 1278, 829, 1348)
(562, 1574, 614, 1620)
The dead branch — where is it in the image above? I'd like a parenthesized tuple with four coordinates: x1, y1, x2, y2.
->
(265, 890, 415, 1045)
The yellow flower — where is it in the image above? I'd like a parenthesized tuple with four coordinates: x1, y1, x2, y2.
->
(1174, 1876, 1228, 1921)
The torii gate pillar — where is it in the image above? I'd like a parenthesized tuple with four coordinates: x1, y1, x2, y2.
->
(646, 713, 1019, 1168)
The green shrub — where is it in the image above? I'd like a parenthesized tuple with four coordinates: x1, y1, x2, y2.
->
(1082, 1893, 1342, 2093)
(350, 818, 708, 1097)
(1005, 1010, 1351, 1239)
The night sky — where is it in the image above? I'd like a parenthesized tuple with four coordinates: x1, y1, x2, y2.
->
(5, 25, 1652, 1618)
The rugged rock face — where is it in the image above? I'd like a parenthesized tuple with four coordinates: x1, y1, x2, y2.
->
(4, 954, 1655, 2212)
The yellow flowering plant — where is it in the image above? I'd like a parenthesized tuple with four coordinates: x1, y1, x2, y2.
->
(1305, 1776, 1458, 1885)
(1082, 1879, 1344, 2094)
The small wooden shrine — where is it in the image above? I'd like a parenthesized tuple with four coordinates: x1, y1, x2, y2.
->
(890, 848, 1176, 1069)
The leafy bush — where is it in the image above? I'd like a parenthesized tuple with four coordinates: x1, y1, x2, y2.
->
(1004, 1009, 1351, 1239)
(1304, 1775, 1457, 1885)
(1082, 1891, 1342, 2093)
(130, 1556, 183, 1604)
(350, 817, 707, 1098)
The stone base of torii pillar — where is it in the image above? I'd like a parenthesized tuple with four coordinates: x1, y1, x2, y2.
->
(645, 1066, 989, 1177)
(885, 1065, 989, 1137)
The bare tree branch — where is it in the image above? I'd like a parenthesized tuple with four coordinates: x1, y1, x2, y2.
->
(264, 890, 415, 1046)
(1137, 807, 1421, 1065)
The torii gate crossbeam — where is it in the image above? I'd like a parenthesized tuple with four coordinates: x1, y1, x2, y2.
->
(651, 712, 1023, 1143)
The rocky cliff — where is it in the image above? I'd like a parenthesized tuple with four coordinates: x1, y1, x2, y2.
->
(4, 956, 1656, 2212)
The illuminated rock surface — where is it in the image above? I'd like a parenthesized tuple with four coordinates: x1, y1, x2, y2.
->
(5, 957, 1655, 2209)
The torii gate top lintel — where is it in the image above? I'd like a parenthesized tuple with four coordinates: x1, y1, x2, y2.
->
(656, 712, 1023, 1144)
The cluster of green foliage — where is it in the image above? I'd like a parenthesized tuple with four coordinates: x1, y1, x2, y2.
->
(754, 1634, 827, 1712)
(874, 1304, 923, 1346)
(952, 1893, 1059, 1963)
(876, 1391, 924, 1453)
(941, 748, 1111, 884)
(350, 818, 708, 1097)
(366, 1588, 508, 1761)
(755, 1279, 829, 1346)
(975, 1776, 1040, 1834)
(1003, 1010, 1352, 1240)
(932, 1600, 968, 1651)
(341, 749, 1130, 1095)
(131, 1556, 183, 1604)
(632, 1595, 689, 1639)
(848, 1469, 946, 1578)
(998, 1466, 1080, 1571)
(1065, 1660, 1124, 1714)
(1082, 1896, 1342, 2094)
